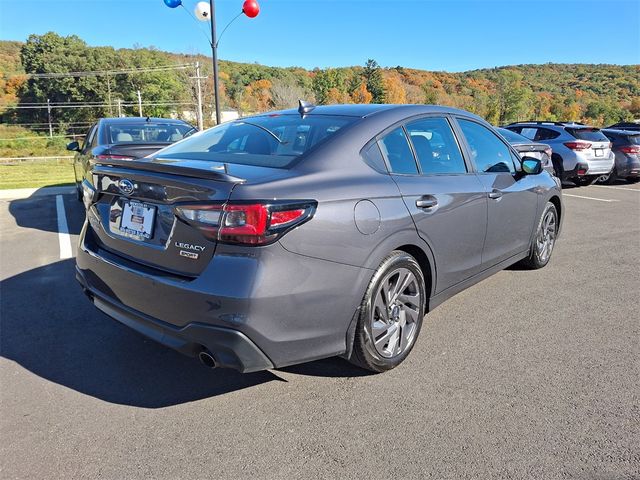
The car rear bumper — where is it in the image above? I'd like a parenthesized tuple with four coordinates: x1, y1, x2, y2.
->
(77, 270, 274, 372)
(617, 156, 640, 177)
(76, 220, 370, 370)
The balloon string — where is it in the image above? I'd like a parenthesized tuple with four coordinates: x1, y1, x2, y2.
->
(215, 11, 244, 48)
(179, 4, 214, 47)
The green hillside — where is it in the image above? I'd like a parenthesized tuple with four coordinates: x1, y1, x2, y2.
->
(1, 33, 638, 134)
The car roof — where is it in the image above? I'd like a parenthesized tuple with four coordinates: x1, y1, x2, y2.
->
(603, 128, 640, 136)
(251, 104, 482, 119)
(99, 117, 191, 125)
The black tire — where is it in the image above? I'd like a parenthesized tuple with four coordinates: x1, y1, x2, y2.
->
(575, 175, 599, 186)
(519, 202, 558, 270)
(551, 155, 564, 181)
(75, 182, 83, 201)
(597, 168, 617, 185)
(349, 251, 426, 373)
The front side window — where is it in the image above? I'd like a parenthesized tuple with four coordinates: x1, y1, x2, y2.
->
(378, 127, 418, 174)
(405, 117, 466, 174)
(157, 115, 356, 169)
(458, 119, 515, 173)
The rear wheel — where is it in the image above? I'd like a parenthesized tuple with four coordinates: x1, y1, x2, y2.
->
(597, 168, 617, 185)
(575, 175, 598, 186)
(520, 202, 558, 270)
(349, 251, 426, 373)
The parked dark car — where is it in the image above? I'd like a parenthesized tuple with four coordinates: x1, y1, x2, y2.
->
(497, 127, 554, 175)
(597, 128, 640, 183)
(67, 117, 196, 201)
(75, 104, 562, 373)
(605, 122, 640, 132)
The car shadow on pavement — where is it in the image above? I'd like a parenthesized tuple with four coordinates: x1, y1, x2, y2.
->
(8, 188, 83, 235)
(0, 259, 286, 408)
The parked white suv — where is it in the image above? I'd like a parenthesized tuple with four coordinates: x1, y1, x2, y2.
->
(505, 122, 614, 185)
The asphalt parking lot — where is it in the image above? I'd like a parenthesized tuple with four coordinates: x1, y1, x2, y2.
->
(1, 182, 639, 479)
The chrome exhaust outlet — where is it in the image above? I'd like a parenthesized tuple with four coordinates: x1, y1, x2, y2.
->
(198, 351, 217, 369)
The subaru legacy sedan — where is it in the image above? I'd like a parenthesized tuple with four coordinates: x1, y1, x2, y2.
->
(76, 104, 562, 373)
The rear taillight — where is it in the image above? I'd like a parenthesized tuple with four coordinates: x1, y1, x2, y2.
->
(620, 145, 640, 154)
(95, 154, 135, 160)
(564, 141, 592, 151)
(175, 201, 316, 245)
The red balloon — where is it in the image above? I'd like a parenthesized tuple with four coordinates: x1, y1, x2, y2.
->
(242, 0, 260, 18)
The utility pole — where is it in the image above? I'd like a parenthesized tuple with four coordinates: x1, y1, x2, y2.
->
(117, 99, 122, 117)
(137, 90, 143, 117)
(47, 99, 53, 137)
(106, 74, 113, 116)
(209, 0, 221, 125)
(194, 62, 205, 130)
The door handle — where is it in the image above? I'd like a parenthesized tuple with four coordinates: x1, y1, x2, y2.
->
(416, 195, 438, 209)
(488, 189, 503, 200)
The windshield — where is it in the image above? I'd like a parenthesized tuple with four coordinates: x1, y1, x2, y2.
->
(567, 127, 608, 142)
(498, 128, 531, 144)
(106, 123, 195, 144)
(156, 114, 357, 168)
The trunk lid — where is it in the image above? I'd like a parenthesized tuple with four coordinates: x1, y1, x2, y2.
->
(88, 157, 288, 276)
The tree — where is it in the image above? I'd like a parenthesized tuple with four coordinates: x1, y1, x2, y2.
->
(363, 59, 385, 103)
(384, 75, 406, 104)
(270, 79, 308, 109)
(350, 83, 372, 104)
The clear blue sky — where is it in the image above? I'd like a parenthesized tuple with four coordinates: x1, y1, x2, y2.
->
(1, 0, 638, 71)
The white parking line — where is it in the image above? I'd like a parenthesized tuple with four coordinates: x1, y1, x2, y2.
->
(563, 193, 619, 203)
(55, 195, 73, 259)
(588, 185, 640, 193)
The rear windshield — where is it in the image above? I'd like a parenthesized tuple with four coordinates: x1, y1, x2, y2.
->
(626, 135, 640, 145)
(156, 115, 357, 168)
(106, 123, 195, 144)
(497, 128, 531, 144)
(566, 127, 608, 142)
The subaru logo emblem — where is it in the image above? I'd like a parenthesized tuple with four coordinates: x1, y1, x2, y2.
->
(118, 179, 135, 196)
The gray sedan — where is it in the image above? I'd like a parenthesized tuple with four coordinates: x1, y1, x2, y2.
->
(76, 104, 562, 373)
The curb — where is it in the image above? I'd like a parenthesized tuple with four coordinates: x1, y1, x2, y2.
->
(0, 186, 75, 200)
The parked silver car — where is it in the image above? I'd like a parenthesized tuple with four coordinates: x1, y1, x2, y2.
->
(497, 127, 554, 175)
(505, 121, 614, 185)
(76, 104, 562, 373)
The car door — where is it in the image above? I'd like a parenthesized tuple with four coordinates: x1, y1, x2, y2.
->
(378, 116, 487, 293)
(455, 118, 539, 267)
(76, 124, 98, 184)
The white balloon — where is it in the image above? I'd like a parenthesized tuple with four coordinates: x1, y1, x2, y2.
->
(194, 2, 211, 21)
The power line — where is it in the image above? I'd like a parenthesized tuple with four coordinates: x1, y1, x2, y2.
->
(5, 63, 197, 80)
(5, 101, 196, 110)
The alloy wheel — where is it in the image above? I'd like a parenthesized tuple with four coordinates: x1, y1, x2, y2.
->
(535, 209, 557, 264)
(370, 267, 422, 358)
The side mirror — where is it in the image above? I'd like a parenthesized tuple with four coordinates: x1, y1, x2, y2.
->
(521, 157, 542, 175)
(66, 141, 80, 152)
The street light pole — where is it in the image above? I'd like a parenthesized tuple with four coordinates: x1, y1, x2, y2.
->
(209, 0, 221, 125)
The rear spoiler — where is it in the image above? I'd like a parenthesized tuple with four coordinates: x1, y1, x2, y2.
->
(90, 157, 245, 183)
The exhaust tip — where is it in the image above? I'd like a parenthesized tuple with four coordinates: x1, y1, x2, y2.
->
(198, 351, 217, 369)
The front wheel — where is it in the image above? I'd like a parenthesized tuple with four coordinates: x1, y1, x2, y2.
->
(520, 202, 558, 270)
(349, 251, 426, 373)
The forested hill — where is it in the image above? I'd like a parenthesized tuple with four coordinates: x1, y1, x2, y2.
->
(1, 33, 638, 130)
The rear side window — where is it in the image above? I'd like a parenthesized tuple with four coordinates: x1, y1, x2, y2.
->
(405, 117, 467, 174)
(567, 128, 608, 142)
(378, 127, 418, 174)
(535, 128, 560, 141)
(458, 119, 515, 174)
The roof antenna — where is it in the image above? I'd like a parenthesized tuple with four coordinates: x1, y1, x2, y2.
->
(298, 99, 316, 117)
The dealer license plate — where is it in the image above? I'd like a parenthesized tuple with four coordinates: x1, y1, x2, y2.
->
(119, 201, 156, 239)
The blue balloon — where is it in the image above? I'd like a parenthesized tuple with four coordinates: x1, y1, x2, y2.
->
(163, 0, 182, 8)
